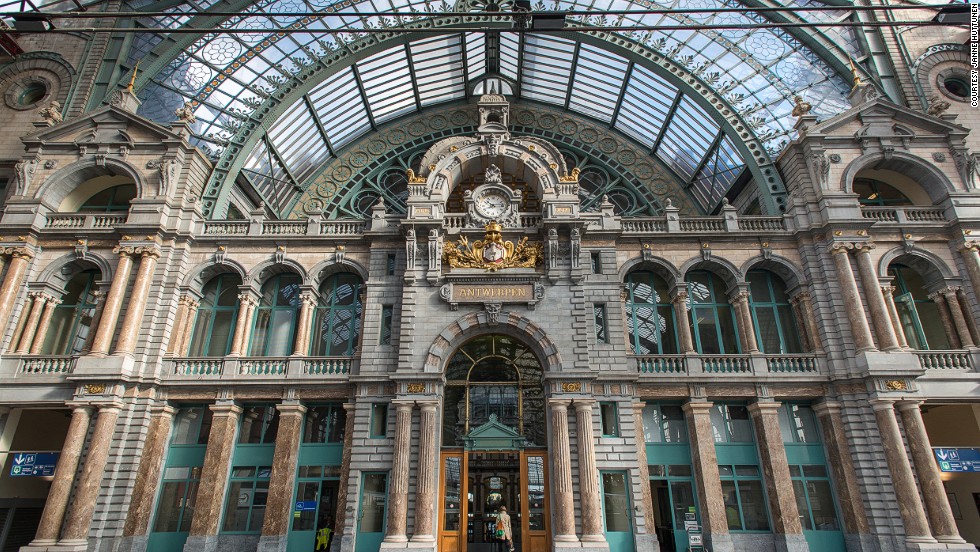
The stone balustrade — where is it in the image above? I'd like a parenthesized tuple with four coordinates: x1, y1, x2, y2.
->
(635, 353, 826, 379)
(43, 213, 127, 231)
(166, 356, 354, 381)
(860, 206, 947, 224)
(914, 350, 976, 371)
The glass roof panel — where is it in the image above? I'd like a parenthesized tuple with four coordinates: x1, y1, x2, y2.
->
(499, 32, 520, 81)
(657, 97, 719, 181)
(520, 35, 575, 105)
(465, 33, 487, 81)
(308, 68, 372, 149)
(410, 34, 467, 107)
(357, 46, 417, 123)
(691, 135, 744, 211)
(614, 65, 677, 147)
(267, 101, 329, 183)
(567, 43, 629, 123)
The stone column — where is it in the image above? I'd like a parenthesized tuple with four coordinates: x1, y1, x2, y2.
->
(852, 245, 900, 350)
(229, 293, 257, 356)
(0, 248, 33, 337)
(14, 292, 47, 354)
(384, 400, 414, 543)
(632, 403, 657, 535)
(29, 406, 92, 545)
(830, 244, 876, 351)
(412, 401, 438, 542)
(177, 299, 200, 356)
(941, 287, 975, 348)
(29, 295, 61, 355)
(789, 291, 822, 352)
(956, 288, 980, 345)
(9, 292, 35, 353)
(292, 291, 317, 356)
(881, 284, 909, 349)
(731, 290, 759, 353)
(869, 399, 935, 544)
(167, 296, 191, 355)
(80, 290, 107, 355)
(896, 401, 966, 544)
(89, 248, 135, 355)
(747, 401, 806, 551)
(333, 402, 356, 545)
(683, 401, 733, 552)
(549, 399, 577, 542)
(122, 404, 176, 538)
(59, 403, 123, 544)
(812, 401, 869, 537)
(188, 402, 243, 541)
(260, 402, 307, 548)
(672, 289, 695, 353)
(929, 291, 961, 349)
(114, 247, 161, 354)
(959, 243, 980, 305)
(574, 400, 606, 543)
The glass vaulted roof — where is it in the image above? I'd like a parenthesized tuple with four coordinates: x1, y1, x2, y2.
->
(105, 0, 859, 215)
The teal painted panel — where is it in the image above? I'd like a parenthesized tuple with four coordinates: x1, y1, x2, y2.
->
(803, 530, 846, 552)
(233, 444, 276, 465)
(714, 443, 760, 465)
(287, 529, 315, 552)
(166, 445, 206, 468)
(784, 444, 827, 465)
(605, 531, 636, 552)
(146, 531, 188, 552)
(646, 443, 692, 465)
(299, 444, 343, 466)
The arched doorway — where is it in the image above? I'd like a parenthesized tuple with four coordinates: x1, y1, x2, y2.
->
(438, 334, 550, 552)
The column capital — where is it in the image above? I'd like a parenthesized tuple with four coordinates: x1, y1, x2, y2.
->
(895, 400, 924, 413)
(880, 284, 896, 295)
(237, 292, 258, 307)
(939, 285, 963, 298)
(631, 401, 647, 414)
(811, 400, 841, 417)
(134, 245, 162, 259)
(851, 241, 875, 254)
(573, 398, 597, 410)
(788, 289, 811, 304)
(343, 402, 356, 412)
(149, 404, 177, 417)
(112, 244, 136, 257)
(1, 246, 34, 260)
(671, 288, 689, 303)
(210, 402, 244, 416)
(275, 401, 308, 417)
(960, 240, 980, 252)
(65, 403, 95, 415)
(548, 398, 571, 409)
(391, 399, 415, 411)
(747, 400, 782, 414)
(869, 398, 896, 412)
(299, 291, 318, 308)
(417, 400, 439, 411)
(829, 241, 854, 255)
(682, 400, 713, 414)
(95, 403, 125, 415)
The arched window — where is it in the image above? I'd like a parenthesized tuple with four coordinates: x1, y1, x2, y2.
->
(188, 274, 240, 357)
(853, 178, 912, 206)
(248, 274, 301, 356)
(888, 264, 949, 350)
(747, 270, 802, 354)
(41, 270, 98, 355)
(687, 271, 740, 354)
(625, 271, 678, 355)
(310, 273, 363, 356)
(78, 184, 137, 212)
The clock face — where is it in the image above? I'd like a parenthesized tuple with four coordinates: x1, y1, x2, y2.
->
(475, 190, 508, 219)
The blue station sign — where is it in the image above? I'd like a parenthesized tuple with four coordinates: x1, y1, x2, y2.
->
(933, 448, 980, 473)
(10, 452, 59, 477)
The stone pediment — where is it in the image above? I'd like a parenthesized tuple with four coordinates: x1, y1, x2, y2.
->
(803, 98, 970, 143)
(21, 105, 183, 149)
(463, 414, 526, 450)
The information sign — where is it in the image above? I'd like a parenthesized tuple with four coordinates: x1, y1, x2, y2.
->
(295, 500, 318, 512)
(10, 452, 59, 477)
(934, 447, 980, 472)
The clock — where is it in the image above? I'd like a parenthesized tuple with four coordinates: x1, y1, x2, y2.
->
(475, 189, 509, 220)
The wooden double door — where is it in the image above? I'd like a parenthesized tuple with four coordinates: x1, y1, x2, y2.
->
(438, 450, 550, 552)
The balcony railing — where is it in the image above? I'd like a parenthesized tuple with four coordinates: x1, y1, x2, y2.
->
(861, 206, 947, 224)
(169, 356, 354, 379)
(44, 213, 127, 230)
(914, 350, 975, 371)
(18, 355, 76, 375)
(200, 220, 367, 237)
(635, 354, 823, 376)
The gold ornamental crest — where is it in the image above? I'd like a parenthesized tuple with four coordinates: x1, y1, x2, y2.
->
(444, 222, 542, 271)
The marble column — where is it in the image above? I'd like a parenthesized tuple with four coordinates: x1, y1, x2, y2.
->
(167, 296, 191, 355)
(384, 401, 414, 543)
(574, 400, 606, 543)
(789, 291, 822, 352)
(549, 399, 577, 542)
(852, 245, 900, 350)
(59, 403, 123, 544)
(881, 285, 909, 349)
(115, 248, 160, 354)
(29, 295, 61, 355)
(870, 399, 935, 544)
(941, 287, 975, 348)
(959, 243, 980, 306)
(956, 288, 980, 346)
(812, 401, 869, 537)
(683, 401, 733, 552)
(188, 402, 243, 540)
(929, 291, 961, 349)
(747, 401, 806, 552)
(896, 401, 966, 544)
(731, 290, 759, 353)
(672, 289, 695, 353)
(229, 293, 257, 356)
(9, 292, 35, 353)
(412, 401, 438, 542)
(90, 248, 135, 355)
(260, 402, 307, 546)
(292, 291, 317, 356)
(333, 402, 356, 545)
(0, 249, 33, 337)
(177, 299, 200, 356)
(29, 406, 92, 545)
(14, 292, 47, 354)
(830, 245, 875, 351)
(80, 290, 107, 355)
(632, 403, 657, 536)
(122, 404, 176, 538)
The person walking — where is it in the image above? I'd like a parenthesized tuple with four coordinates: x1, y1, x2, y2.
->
(496, 506, 515, 552)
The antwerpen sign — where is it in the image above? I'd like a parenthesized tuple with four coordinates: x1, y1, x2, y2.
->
(439, 282, 545, 310)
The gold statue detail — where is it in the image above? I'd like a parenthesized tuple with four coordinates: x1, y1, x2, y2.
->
(444, 222, 542, 271)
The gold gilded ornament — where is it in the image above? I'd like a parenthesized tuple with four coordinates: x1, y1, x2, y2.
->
(560, 382, 582, 393)
(83, 384, 107, 394)
(885, 379, 907, 391)
(444, 222, 542, 271)
(406, 382, 425, 393)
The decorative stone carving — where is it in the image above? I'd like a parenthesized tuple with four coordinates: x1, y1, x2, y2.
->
(174, 101, 196, 124)
(791, 96, 812, 117)
(927, 95, 951, 117)
(443, 222, 542, 271)
(13, 158, 37, 196)
(158, 158, 180, 196)
(809, 153, 830, 187)
(405, 229, 417, 270)
(484, 302, 502, 326)
(36, 101, 62, 125)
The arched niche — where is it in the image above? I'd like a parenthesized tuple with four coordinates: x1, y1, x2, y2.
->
(842, 152, 954, 205)
(36, 158, 145, 211)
